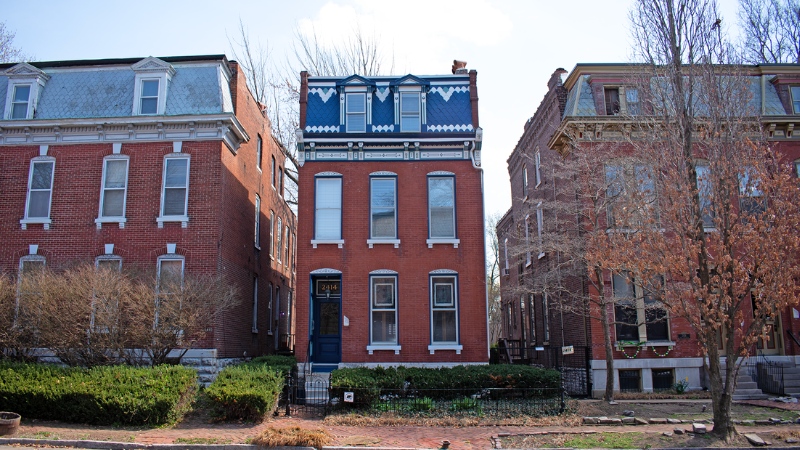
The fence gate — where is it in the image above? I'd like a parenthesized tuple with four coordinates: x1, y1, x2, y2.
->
(279, 368, 330, 417)
(548, 345, 592, 398)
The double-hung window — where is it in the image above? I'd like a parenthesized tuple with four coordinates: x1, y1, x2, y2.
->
(313, 175, 343, 246)
(613, 272, 669, 343)
(22, 157, 55, 229)
(522, 165, 528, 198)
(284, 225, 290, 264)
(430, 274, 460, 350)
(427, 174, 459, 247)
(534, 152, 542, 187)
(97, 156, 129, 226)
(524, 215, 532, 266)
(158, 155, 190, 226)
(11, 84, 31, 119)
(542, 293, 550, 342)
(400, 92, 421, 132)
(605, 163, 658, 228)
(270, 156, 276, 188)
(346, 92, 366, 132)
(695, 162, 715, 228)
(256, 135, 263, 171)
(155, 255, 184, 327)
(269, 211, 275, 257)
(252, 277, 259, 333)
(139, 79, 159, 115)
(276, 216, 283, 264)
(536, 202, 544, 258)
(739, 166, 765, 215)
(254, 194, 261, 248)
(370, 176, 397, 241)
(369, 273, 398, 350)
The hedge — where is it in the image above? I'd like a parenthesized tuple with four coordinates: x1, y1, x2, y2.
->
(244, 355, 296, 376)
(0, 362, 197, 425)
(205, 362, 286, 422)
(330, 365, 561, 403)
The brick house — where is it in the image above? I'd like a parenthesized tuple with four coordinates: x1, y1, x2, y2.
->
(295, 62, 487, 373)
(0, 55, 296, 380)
(498, 63, 800, 398)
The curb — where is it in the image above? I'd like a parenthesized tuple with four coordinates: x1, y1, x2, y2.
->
(0, 439, 313, 450)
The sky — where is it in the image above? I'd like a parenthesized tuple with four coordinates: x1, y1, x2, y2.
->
(2, 0, 741, 219)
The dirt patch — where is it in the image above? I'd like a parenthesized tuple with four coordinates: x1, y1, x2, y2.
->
(577, 400, 800, 422)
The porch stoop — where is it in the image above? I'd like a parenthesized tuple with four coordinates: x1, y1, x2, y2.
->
(732, 371, 770, 400)
(779, 365, 800, 397)
(302, 366, 332, 405)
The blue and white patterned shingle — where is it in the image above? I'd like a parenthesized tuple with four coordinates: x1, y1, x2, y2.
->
(305, 87, 339, 131)
(371, 90, 394, 131)
(426, 87, 472, 131)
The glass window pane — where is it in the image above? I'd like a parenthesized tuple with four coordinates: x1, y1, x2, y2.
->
(429, 178, 454, 207)
(102, 190, 125, 216)
(401, 93, 420, 113)
(371, 210, 395, 238)
(373, 279, 395, 308)
(320, 302, 340, 335)
(315, 178, 342, 239)
(434, 282, 453, 307)
(371, 179, 395, 208)
(28, 191, 51, 217)
(433, 311, 457, 342)
(12, 103, 28, 119)
(140, 98, 157, 114)
(163, 188, 187, 215)
(159, 259, 182, 292)
(31, 162, 53, 190)
(346, 93, 365, 113)
(165, 159, 188, 187)
(142, 80, 159, 97)
(430, 209, 455, 237)
(371, 310, 397, 343)
(97, 259, 122, 271)
(105, 160, 128, 188)
(14, 85, 30, 102)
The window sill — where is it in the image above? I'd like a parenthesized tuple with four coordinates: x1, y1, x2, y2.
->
(95, 217, 127, 229)
(251, 328, 259, 334)
(20, 218, 52, 230)
(537, 252, 545, 260)
(157, 215, 189, 228)
(367, 239, 400, 248)
(312, 239, 344, 249)
(254, 244, 261, 251)
(428, 344, 462, 355)
(367, 345, 401, 355)
(427, 238, 460, 248)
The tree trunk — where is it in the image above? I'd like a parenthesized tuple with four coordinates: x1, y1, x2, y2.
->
(706, 331, 736, 441)
(596, 267, 615, 402)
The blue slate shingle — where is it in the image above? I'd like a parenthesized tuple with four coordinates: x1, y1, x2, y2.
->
(165, 66, 224, 115)
(426, 88, 472, 128)
(36, 70, 135, 119)
(306, 89, 339, 129)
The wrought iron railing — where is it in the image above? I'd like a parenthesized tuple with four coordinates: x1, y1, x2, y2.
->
(745, 353, 785, 396)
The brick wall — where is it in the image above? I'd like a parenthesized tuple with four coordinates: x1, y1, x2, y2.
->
(296, 159, 487, 364)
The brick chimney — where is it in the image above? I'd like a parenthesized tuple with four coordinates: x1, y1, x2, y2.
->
(452, 60, 468, 74)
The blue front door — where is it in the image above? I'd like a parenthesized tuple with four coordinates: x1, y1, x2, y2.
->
(312, 278, 341, 364)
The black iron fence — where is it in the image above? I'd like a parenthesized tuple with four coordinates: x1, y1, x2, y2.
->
(745, 360, 785, 396)
(327, 387, 565, 417)
(496, 341, 592, 397)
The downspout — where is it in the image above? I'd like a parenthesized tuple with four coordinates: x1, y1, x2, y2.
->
(470, 128, 490, 361)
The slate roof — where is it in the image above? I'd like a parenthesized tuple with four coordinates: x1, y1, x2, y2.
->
(0, 58, 232, 120)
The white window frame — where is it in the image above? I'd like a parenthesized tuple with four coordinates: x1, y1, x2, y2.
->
(695, 161, 715, 229)
(369, 176, 399, 246)
(536, 202, 545, 259)
(400, 91, 421, 132)
(524, 215, 532, 266)
(155, 254, 185, 326)
(269, 210, 275, 258)
(504, 237, 510, 275)
(92, 255, 122, 332)
(157, 154, 190, 228)
(138, 79, 160, 115)
(345, 92, 367, 133)
(276, 216, 283, 264)
(131, 58, 173, 116)
(10, 83, 32, 119)
(270, 155, 276, 188)
(252, 276, 259, 333)
(428, 273, 462, 354)
(534, 151, 542, 187)
(312, 175, 344, 248)
(267, 282, 274, 334)
(522, 165, 528, 198)
(426, 173, 459, 248)
(256, 135, 263, 172)
(95, 255, 122, 271)
(16, 255, 46, 320)
(542, 293, 550, 343)
(367, 272, 400, 354)
(95, 155, 130, 228)
(254, 194, 261, 249)
(21, 156, 56, 230)
(284, 224, 290, 264)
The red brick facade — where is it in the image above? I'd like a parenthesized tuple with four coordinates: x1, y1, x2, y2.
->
(0, 57, 295, 360)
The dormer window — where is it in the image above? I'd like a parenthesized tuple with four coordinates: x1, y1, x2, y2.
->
(791, 86, 800, 114)
(4, 63, 50, 121)
(604, 87, 620, 115)
(400, 92, 421, 132)
(139, 79, 160, 115)
(131, 57, 175, 116)
(346, 92, 366, 132)
(11, 84, 31, 119)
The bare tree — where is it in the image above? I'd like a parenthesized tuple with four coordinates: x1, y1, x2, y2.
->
(624, 0, 800, 440)
(486, 213, 503, 345)
(738, 0, 800, 63)
(229, 21, 395, 209)
(0, 22, 27, 63)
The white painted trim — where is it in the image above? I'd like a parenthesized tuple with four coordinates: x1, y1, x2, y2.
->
(366, 345, 401, 355)
(310, 268, 342, 275)
(367, 239, 400, 248)
(426, 238, 460, 248)
(428, 344, 463, 354)
(311, 239, 344, 249)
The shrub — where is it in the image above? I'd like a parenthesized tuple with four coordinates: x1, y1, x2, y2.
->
(329, 368, 381, 407)
(205, 364, 284, 422)
(450, 396, 481, 412)
(0, 362, 196, 425)
(245, 355, 296, 376)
